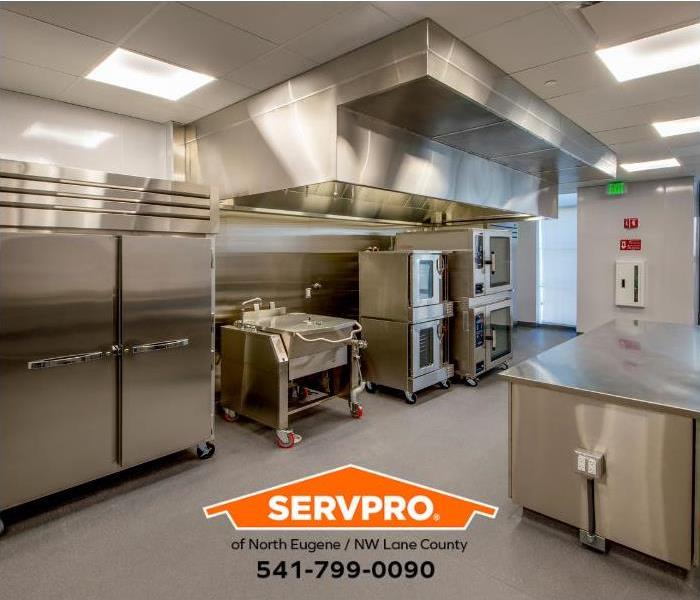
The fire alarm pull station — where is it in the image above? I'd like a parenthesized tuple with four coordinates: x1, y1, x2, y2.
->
(615, 259, 645, 307)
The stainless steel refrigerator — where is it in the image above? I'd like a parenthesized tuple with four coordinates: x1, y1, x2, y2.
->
(0, 160, 218, 532)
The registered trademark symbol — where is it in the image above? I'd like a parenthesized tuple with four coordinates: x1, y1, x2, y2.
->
(433, 513, 440, 521)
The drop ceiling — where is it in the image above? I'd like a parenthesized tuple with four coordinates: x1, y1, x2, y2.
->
(1, 1, 699, 185)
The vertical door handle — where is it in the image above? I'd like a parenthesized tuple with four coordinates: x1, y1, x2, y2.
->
(28, 350, 105, 370)
(484, 330, 497, 350)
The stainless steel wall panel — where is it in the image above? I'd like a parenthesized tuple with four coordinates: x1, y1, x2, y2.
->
(120, 236, 213, 466)
(215, 213, 392, 322)
(0, 232, 119, 509)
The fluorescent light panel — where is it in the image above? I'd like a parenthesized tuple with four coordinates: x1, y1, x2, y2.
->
(596, 22, 700, 81)
(86, 49, 214, 101)
(23, 123, 114, 149)
(653, 115, 700, 137)
(620, 158, 681, 172)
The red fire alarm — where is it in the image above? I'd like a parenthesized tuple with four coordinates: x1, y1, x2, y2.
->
(624, 218, 639, 229)
(620, 239, 642, 251)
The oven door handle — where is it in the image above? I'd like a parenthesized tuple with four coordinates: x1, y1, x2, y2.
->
(28, 350, 106, 370)
(484, 329, 497, 350)
(128, 338, 190, 355)
(484, 251, 496, 274)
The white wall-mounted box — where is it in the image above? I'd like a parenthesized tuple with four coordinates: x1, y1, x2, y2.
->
(615, 259, 645, 307)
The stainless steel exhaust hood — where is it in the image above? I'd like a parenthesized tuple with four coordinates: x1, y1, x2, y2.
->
(185, 20, 617, 224)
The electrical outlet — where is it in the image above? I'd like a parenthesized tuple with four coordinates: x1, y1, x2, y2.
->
(574, 449, 605, 480)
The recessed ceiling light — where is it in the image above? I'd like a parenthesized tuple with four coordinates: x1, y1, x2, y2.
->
(652, 115, 700, 137)
(86, 48, 214, 101)
(23, 123, 114, 149)
(596, 22, 700, 82)
(620, 158, 681, 172)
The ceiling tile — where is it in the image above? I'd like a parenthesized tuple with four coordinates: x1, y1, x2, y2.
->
(122, 3, 274, 77)
(563, 104, 653, 133)
(188, 1, 353, 44)
(0, 56, 77, 97)
(512, 53, 616, 99)
(594, 125, 659, 145)
(465, 7, 590, 74)
(671, 142, 700, 159)
(545, 65, 700, 124)
(183, 78, 255, 112)
(581, 1, 700, 46)
(58, 78, 208, 123)
(665, 132, 700, 149)
(0, 1, 157, 43)
(643, 93, 700, 123)
(284, 3, 402, 64)
(225, 48, 316, 92)
(0, 9, 113, 75)
(610, 139, 672, 161)
(374, 1, 548, 37)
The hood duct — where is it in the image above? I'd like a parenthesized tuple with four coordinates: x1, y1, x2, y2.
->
(185, 20, 616, 224)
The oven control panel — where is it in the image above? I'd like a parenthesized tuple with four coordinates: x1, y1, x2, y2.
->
(475, 314, 484, 347)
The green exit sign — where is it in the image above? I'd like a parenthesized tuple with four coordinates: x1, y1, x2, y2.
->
(607, 181, 626, 196)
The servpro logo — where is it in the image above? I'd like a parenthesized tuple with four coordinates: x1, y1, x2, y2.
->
(203, 465, 498, 530)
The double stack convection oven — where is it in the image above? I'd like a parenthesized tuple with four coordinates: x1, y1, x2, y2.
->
(0, 159, 218, 534)
(359, 250, 454, 403)
(396, 228, 514, 386)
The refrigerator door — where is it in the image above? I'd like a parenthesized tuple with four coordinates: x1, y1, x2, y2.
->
(485, 231, 512, 294)
(121, 235, 213, 466)
(0, 232, 118, 509)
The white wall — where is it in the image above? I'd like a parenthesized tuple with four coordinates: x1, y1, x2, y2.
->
(577, 178, 698, 333)
(0, 89, 170, 178)
(538, 205, 577, 326)
(515, 220, 538, 324)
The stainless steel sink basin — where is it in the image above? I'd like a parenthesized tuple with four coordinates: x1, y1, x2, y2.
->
(260, 313, 356, 335)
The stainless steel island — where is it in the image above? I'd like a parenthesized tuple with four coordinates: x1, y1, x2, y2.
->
(501, 319, 700, 569)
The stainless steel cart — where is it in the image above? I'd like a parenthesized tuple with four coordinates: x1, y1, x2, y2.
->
(220, 304, 366, 447)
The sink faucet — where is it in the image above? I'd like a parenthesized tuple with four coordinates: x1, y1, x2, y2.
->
(241, 297, 263, 310)
(304, 282, 322, 299)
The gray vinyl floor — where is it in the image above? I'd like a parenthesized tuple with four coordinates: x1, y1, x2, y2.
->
(1, 326, 699, 600)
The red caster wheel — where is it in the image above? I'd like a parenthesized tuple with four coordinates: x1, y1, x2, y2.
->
(351, 404, 363, 418)
(275, 430, 302, 448)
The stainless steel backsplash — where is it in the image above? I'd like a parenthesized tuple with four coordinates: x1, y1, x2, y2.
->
(215, 212, 394, 323)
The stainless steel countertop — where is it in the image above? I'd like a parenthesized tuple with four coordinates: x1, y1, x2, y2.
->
(501, 319, 700, 418)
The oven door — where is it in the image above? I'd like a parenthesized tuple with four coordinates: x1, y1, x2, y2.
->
(410, 253, 444, 307)
(410, 320, 443, 378)
(484, 300, 513, 368)
(484, 231, 512, 294)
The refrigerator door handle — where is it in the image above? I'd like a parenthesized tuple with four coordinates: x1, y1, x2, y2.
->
(28, 350, 105, 370)
(128, 338, 190, 355)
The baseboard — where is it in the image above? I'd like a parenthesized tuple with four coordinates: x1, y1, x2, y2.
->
(515, 321, 577, 332)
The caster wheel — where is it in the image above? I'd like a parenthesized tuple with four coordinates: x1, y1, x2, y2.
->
(196, 441, 215, 460)
(438, 379, 451, 389)
(404, 391, 417, 404)
(275, 430, 302, 449)
(465, 378, 478, 387)
(499, 363, 509, 370)
(365, 382, 377, 394)
(220, 407, 238, 422)
(0, 517, 5, 537)
(351, 404, 363, 418)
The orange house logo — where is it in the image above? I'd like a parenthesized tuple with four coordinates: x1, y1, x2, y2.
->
(203, 465, 498, 530)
